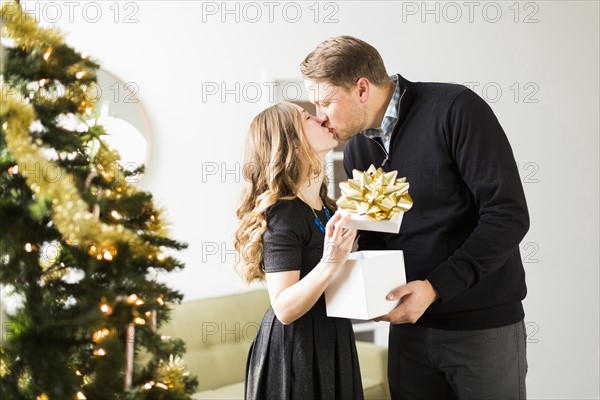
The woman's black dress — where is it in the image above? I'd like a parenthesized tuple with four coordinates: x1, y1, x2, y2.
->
(245, 198, 364, 400)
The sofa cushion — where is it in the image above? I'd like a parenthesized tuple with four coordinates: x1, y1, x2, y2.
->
(161, 290, 270, 391)
(191, 382, 246, 399)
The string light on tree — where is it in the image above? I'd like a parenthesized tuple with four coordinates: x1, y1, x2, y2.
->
(93, 349, 106, 357)
(92, 328, 111, 343)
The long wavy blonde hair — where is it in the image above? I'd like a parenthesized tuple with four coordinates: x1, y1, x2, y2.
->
(234, 102, 337, 283)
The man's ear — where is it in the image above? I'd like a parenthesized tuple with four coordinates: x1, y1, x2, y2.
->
(356, 77, 370, 103)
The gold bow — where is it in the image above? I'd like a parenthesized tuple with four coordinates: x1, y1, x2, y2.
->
(336, 165, 413, 221)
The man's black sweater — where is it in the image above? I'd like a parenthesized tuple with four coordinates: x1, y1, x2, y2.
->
(343, 74, 530, 330)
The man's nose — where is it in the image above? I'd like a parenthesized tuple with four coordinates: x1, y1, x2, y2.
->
(315, 111, 328, 125)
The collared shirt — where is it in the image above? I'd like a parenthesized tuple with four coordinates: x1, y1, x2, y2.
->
(360, 74, 402, 152)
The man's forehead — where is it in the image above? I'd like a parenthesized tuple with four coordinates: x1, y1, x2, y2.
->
(304, 79, 338, 102)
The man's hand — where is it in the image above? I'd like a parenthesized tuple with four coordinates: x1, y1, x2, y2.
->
(374, 280, 439, 324)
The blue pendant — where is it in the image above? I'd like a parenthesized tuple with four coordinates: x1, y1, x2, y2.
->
(314, 216, 325, 234)
(313, 207, 331, 234)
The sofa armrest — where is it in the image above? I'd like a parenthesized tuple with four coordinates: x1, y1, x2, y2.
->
(356, 341, 390, 399)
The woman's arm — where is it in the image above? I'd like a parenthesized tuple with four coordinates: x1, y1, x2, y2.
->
(265, 213, 356, 325)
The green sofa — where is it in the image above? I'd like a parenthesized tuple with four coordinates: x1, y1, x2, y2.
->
(160, 289, 391, 399)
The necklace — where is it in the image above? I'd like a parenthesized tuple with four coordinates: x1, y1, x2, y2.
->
(310, 203, 331, 234)
(297, 193, 331, 234)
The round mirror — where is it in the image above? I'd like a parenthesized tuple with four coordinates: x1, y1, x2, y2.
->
(90, 69, 152, 182)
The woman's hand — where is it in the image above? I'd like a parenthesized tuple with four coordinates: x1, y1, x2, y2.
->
(322, 212, 357, 269)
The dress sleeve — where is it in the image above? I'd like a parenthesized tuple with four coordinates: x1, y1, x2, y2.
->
(262, 202, 305, 273)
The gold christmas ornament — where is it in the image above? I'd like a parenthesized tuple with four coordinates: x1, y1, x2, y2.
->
(17, 369, 33, 392)
(156, 355, 191, 393)
(0, 354, 9, 377)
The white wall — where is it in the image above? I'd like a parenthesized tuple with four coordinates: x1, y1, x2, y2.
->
(26, 1, 600, 398)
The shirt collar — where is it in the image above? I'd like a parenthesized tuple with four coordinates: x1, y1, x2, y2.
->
(361, 74, 402, 140)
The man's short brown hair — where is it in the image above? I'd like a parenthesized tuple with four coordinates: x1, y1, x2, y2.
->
(300, 35, 389, 88)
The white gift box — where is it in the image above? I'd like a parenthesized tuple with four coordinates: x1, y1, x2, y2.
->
(339, 210, 404, 234)
(325, 250, 406, 320)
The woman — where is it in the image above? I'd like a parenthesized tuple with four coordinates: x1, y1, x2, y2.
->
(234, 102, 363, 399)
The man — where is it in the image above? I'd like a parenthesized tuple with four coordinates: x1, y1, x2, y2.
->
(301, 36, 529, 399)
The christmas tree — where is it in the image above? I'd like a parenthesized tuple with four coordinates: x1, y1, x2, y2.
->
(0, 2, 198, 399)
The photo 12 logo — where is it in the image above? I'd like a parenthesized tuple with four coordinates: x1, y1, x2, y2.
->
(462, 81, 540, 104)
(201, 81, 305, 104)
(400, 1, 540, 24)
(200, 1, 340, 24)
(7, 1, 140, 24)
